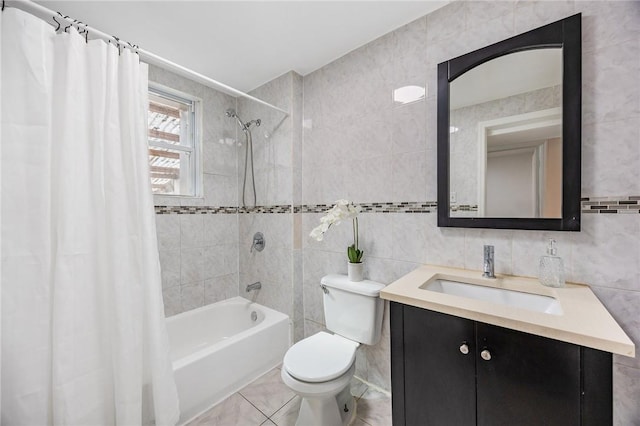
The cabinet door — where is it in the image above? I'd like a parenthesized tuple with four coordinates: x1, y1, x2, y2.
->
(402, 306, 476, 425)
(476, 323, 581, 426)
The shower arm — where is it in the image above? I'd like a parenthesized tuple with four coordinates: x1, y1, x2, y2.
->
(225, 110, 260, 132)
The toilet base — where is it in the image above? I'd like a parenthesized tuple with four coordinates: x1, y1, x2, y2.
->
(296, 386, 356, 426)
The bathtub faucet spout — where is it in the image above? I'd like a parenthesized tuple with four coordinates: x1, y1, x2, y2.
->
(246, 281, 262, 292)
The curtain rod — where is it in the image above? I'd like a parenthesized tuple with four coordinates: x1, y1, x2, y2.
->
(4, 0, 290, 117)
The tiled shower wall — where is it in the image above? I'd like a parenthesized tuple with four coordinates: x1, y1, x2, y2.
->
(150, 66, 305, 337)
(301, 1, 640, 424)
(150, 65, 241, 316)
(238, 71, 305, 343)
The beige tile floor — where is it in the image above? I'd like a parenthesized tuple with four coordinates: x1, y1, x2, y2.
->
(187, 367, 392, 426)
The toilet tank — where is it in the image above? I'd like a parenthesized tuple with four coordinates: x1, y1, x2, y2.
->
(321, 274, 386, 345)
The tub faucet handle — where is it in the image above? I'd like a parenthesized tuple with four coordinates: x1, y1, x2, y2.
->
(250, 232, 265, 253)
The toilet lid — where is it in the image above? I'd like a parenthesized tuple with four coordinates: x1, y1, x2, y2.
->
(283, 332, 359, 383)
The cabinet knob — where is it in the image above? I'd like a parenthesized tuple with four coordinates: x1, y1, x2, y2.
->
(459, 343, 470, 355)
(480, 349, 492, 361)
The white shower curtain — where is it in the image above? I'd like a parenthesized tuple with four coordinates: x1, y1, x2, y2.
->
(1, 8, 179, 425)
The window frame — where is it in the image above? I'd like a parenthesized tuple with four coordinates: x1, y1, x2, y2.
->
(148, 82, 203, 198)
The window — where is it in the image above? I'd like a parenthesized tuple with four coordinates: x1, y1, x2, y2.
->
(148, 84, 201, 196)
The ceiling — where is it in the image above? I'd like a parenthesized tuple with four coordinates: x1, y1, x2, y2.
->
(36, 1, 448, 93)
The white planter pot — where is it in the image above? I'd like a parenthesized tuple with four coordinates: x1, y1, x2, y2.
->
(348, 262, 364, 282)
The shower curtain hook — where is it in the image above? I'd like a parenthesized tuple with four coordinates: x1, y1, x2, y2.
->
(66, 19, 79, 33)
(113, 35, 121, 55)
(63, 16, 72, 33)
(127, 40, 139, 55)
(53, 12, 64, 32)
(76, 20, 89, 42)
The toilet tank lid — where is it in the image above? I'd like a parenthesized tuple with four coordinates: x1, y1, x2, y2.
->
(321, 274, 385, 297)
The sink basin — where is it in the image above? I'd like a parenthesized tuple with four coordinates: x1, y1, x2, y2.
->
(423, 279, 563, 315)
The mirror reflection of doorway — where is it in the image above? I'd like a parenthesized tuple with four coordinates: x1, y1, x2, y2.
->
(486, 147, 538, 217)
(477, 108, 562, 218)
(485, 138, 562, 218)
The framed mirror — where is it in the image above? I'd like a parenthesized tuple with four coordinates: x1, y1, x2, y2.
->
(437, 14, 581, 231)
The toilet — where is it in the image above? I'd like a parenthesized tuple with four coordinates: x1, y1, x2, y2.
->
(281, 274, 385, 426)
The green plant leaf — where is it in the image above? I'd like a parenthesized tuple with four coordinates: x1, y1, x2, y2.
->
(347, 244, 364, 263)
(347, 245, 356, 262)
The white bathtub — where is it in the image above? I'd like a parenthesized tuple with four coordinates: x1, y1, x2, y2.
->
(166, 296, 291, 424)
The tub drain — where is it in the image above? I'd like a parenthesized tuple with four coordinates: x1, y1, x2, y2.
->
(251, 311, 257, 321)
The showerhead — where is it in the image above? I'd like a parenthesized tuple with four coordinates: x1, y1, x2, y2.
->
(245, 119, 261, 129)
(225, 109, 261, 133)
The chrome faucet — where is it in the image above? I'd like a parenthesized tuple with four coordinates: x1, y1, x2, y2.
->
(482, 245, 495, 278)
(246, 281, 262, 292)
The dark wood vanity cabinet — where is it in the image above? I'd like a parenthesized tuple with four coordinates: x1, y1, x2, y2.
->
(390, 302, 612, 426)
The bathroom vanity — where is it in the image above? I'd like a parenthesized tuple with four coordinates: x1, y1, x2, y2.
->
(381, 265, 635, 426)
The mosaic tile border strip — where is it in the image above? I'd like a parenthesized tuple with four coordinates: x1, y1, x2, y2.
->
(302, 202, 438, 214)
(154, 205, 294, 214)
(155, 202, 439, 215)
(238, 205, 293, 214)
(581, 196, 640, 214)
(155, 197, 640, 215)
(155, 206, 237, 214)
(450, 204, 478, 212)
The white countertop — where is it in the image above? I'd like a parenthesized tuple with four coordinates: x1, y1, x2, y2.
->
(380, 265, 635, 357)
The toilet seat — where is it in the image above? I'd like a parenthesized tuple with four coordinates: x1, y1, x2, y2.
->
(283, 332, 359, 383)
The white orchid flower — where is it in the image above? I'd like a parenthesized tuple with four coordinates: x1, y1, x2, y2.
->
(309, 200, 364, 263)
(310, 225, 325, 241)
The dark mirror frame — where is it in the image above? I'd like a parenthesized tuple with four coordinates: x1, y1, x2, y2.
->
(437, 14, 581, 231)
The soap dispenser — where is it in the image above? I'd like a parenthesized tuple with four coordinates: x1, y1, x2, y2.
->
(538, 239, 565, 288)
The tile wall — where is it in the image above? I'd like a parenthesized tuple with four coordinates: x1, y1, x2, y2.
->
(150, 65, 241, 316)
(150, 66, 304, 339)
(300, 1, 640, 424)
(237, 71, 304, 342)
